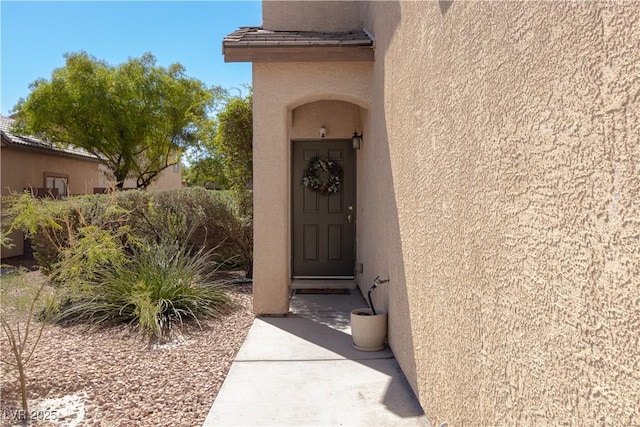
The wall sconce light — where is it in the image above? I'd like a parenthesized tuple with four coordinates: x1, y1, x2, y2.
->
(352, 130, 363, 149)
(320, 126, 327, 138)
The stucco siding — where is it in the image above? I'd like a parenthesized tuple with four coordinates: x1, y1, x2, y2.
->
(254, 0, 639, 424)
(121, 163, 183, 191)
(291, 100, 363, 140)
(148, 163, 182, 191)
(1, 147, 103, 258)
(1, 148, 101, 196)
(263, 0, 364, 32)
(362, 1, 640, 425)
(252, 62, 372, 314)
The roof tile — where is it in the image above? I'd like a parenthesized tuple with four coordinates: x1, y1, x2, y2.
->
(223, 26, 374, 49)
(0, 115, 100, 161)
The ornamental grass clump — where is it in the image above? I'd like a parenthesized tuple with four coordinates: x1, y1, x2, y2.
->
(54, 240, 232, 341)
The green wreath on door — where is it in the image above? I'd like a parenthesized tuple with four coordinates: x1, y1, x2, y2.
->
(302, 157, 342, 195)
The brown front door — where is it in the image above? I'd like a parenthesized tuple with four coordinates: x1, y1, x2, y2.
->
(292, 140, 355, 278)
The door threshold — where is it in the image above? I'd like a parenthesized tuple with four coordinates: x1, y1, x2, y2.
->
(291, 278, 356, 290)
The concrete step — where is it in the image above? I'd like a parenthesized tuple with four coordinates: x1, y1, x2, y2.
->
(290, 279, 357, 290)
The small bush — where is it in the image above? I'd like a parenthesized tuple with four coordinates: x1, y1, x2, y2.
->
(213, 190, 253, 277)
(0, 268, 57, 415)
(4, 192, 128, 275)
(54, 239, 232, 340)
(121, 187, 229, 254)
(3, 193, 66, 273)
(4, 189, 247, 342)
(7, 188, 254, 278)
(118, 187, 252, 275)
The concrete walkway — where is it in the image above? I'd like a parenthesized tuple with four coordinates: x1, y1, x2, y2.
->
(203, 289, 430, 426)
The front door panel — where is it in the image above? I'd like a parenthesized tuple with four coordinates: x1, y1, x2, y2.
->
(292, 140, 355, 277)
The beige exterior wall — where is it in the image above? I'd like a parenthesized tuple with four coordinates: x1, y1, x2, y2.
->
(1, 148, 102, 196)
(1, 230, 24, 258)
(148, 162, 183, 191)
(1, 146, 181, 259)
(1, 146, 102, 258)
(254, 0, 640, 424)
(290, 100, 364, 140)
(366, 1, 639, 424)
(263, 0, 364, 31)
(120, 162, 183, 191)
(252, 62, 372, 315)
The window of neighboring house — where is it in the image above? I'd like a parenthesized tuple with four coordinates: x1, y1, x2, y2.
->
(44, 173, 69, 198)
(173, 163, 180, 173)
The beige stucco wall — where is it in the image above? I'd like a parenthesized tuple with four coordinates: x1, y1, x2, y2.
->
(1, 148, 102, 196)
(120, 163, 183, 191)
(253, 0, 640, 425)
(148, 163, 183, 191)
(1, 146, 103, 257)
(1, 147, 181, 258)
(290, 100, 364, 140)
(252, 62, 372, 315)
(360, 1, 639, 425)
(263, 0, 364, 32)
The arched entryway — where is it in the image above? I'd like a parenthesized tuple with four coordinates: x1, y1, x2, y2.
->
(289, 99, 365, 281)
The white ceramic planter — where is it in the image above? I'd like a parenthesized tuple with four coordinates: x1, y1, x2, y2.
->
(350, 308, 387, 351)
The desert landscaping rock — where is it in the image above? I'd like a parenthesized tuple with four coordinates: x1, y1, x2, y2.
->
(1, 278, 253, 427)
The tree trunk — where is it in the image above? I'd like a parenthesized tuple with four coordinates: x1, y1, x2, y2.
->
(17, 356, 29, 416)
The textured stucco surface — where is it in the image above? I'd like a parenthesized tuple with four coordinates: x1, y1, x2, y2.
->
(362, 1, 640, 425)
(121, 163, 183, 191)
(252, 62, 372, 315)
(1, 146, 180, 259)
(290, 100, 363, 141)
(1, 148, 103, 257)
(263, 0, 364, 32)
(254, 0, 640, 424)
(1, 148, 102, 196)
(1, 147, 180, 196)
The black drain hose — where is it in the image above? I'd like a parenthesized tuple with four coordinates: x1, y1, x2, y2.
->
(368, 276, 380, 315)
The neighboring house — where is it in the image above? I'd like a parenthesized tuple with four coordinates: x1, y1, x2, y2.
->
(1, 115, 105, 198)
(225, 1, 639, 425)
(0, 115, 182, 257)
(1, 115, 104, 258)
(120, 160, 183, 191)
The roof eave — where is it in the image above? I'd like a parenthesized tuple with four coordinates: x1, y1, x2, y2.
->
(223, 46, 374, 63)
(1, 134, 103, 164)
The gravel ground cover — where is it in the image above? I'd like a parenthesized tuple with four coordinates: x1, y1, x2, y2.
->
(1, 271, 254, 427)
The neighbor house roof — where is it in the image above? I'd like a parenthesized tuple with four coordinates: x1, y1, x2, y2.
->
(0, 115, 102, 162)
(223, 26, 375, 62)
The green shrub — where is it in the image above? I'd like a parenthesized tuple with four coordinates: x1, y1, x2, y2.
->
(3, 193, 63, 273)
(7, 187, 253, 278)
(4, 192, 129, 274)
(54, 239, 232, 340)
(213, 189, 253, 277)
(116, 187, 252, 275)
(120, 187, 227, 252)
(5, 189, 247, 341)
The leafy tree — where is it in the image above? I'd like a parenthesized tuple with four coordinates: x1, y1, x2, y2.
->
(212, 92, 253, 276)
(182, 156, 229, 189)
(214, 93, 253, 192)
(182, 90, 252, 193)
(182, 118, 229, 189)
(11, 52, 224, 189)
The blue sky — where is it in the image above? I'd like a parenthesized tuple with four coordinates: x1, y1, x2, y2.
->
(0, 1, 262, 115)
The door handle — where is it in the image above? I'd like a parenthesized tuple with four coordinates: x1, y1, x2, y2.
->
(347, 214, 353, 222)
